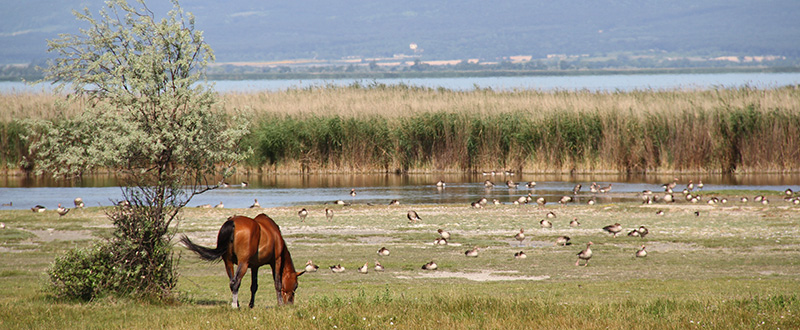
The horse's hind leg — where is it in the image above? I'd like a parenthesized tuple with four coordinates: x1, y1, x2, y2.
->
(249, 267, 259, 308)
(230, 262, 248, 308)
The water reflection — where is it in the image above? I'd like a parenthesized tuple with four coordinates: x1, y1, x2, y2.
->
(1, 173, 799, 211)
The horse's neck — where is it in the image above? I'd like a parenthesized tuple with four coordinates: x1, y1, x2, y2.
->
(280, 247, 296, 272)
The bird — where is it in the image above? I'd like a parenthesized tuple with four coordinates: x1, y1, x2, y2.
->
(31, 205, 46, 213)
(656, 210, 665, 216)
(637, 226, 649, 238)
(493, 199, 501, 205)
(374, 261, 384, 272)
(602, 223, 623, 237)
(350, 189, 357, 197)
(740, 197, 749, 203)
(636, 245, 647, 258)
(407, 210, 422, 223)
(590, 182, 599, 193)
(559, 195, 573, 206)
(526, 181, 537, 189)
(437, 228, 450, 240)
(555, 235, 571, 246)
(1, 202, 11, 207)
(694, 211, 701, 216)
(421, 261, 438, 270)
(686, 180, 694, 192)
(330, 264, 346, 273)
(0, 222, 5, 229)
(73, 198, 84, 208)
(484, 180, 495, 188)
(305, 260, 319, 273)
(214, 201, 224, 208)
(569, 217, 581, 227)
(662, 177, 679, 191)
(697, 180, 704, 191)
(377, 247, 390, 256)
(540, 219, 553, 228)
(56, 204, 70, 217)
(298, 208, 308, 222)
(517, 196, 528, 204)
(358, 263, 369, 274)
(240, 181, 249, 188)
(627, 229, 641, 237)
(196, 204, 212, 208)
(599, 183, 613, 193)
(663, 194, 674, 203)
(572, 183, 582, 194)
(471, 201, 484, 209)
(536, 197, 546, 208)
(587, 198, 596, 205)
(514, 228, 525, 246)
(436, 180, 446, 188)
(478, 197, 489, 206)
(514, 251, 527, 259)
(465, 247, 479, 257)
(575, 242, 594, 266)
(506, 180, 519, 189)
(249, 199, 261, 208)
(388, 199, 400, 206)
(434, 237, 448, 245)
(325, 208, 334, 220)
(546, 211, 557, 218)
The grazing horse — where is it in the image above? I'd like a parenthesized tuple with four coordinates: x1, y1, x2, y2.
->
(180, 214, 304, 308)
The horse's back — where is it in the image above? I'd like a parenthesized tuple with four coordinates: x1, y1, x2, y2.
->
(253, 214, 287, 257)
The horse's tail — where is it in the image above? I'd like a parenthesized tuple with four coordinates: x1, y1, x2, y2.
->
(180, 219, 235, 262)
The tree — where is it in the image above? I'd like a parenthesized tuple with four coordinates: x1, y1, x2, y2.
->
(32, 0, 249, 300)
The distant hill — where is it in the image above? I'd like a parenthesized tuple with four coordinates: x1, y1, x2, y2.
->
(2, 0, 799, 65)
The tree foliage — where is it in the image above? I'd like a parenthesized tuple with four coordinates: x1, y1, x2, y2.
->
(32, 0, 248, 300)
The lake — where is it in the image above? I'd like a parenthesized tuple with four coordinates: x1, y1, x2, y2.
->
(2, 72, 800, 93)
(2, 173, 799, 211)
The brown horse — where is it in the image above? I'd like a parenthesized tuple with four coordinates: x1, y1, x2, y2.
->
(180, 213, 304, 308)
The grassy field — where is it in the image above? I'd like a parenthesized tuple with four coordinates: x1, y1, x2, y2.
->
(1, 188, 799, 329)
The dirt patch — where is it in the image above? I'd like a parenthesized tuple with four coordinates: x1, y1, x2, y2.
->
(411, 270, 550, 282)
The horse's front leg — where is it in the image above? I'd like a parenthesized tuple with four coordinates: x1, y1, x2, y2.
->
(271, 262, 283, 305)
(230, 261, 248, 308)
(249, 266, 259, 308)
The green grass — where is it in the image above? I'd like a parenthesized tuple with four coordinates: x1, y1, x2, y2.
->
(1, 192, 799, 329)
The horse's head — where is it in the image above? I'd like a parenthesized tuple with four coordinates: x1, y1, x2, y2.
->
(280, 270, 305, 304)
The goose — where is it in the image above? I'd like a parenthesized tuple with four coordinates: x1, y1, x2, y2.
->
(697, 180, 704, 191)
(602, 223, 623, 237)
(377, 247, 390, 256)
(220, 182, 230, 188)
(73, 197, 84, 208)
(686, 180, 694, 192)
(569, 217, 581, 227)
(374, 261, 384, 272)
(627, 229, 640, 237)
(436, 180, 446, 188)
(240, 182, 249, 188)
(117, 200, 131, 208)
(465, 247, 479, 257)
(422, 261, 438, 270)
(504, 170, 515, 176)
(478, 197, 489, 206)
(493, 199, 501, 205)
(31, 205, 46, 213)
(555, 235, 571, 246)
(572, 183, 582, 194)
(636, 245, 647, 258)
(514, 228, 525, 246)
(214, 201, 224, 208)
(656, 210, 665, 216)
(587, 198, 596, 205)
(471, 201, 484, 209)
(434, 237, 448, 245)
(599, 183, 613, 193)
(484, 180, 495, 188)
(407, 210, 422, 223)
(1, 202, 11, 207)
(526, 181, 537, 189)
(517, 196, 528, 204)
(740, 197, 749, 203)
(662, 177, 679, 191)
(506, 180, 519, 189)
(298, 208, 308, 222)
(358, 263, 369, 274)
(663, 194, 674, 203)
(575, 242, 594, 266)
(334, 200, 349, 205)
(350, 189, 357, 197)
(514, 251, 527, 259)
(721, 198, 728, 204)
(437, 228, 450, 240)
(536, 197, 546, 208)
(761, 198, 769, 205)
(637, 226, 649, 238)
(325, 208, 334, 220)
(589, 182, 599, 193)
(784, 188, 793, 196)
(388, 199, 400, 206)
(249, 199, 261, 208)
(694, 211, 701, 216)
(526, 193, 533, 203)
(330, 264, 346, 273)
(754, 195, 765, 203)
(546, 211, 556, 219)
(56, 204, 69, 217)
(197, 204, 212, 208)
(559, 195, 573, 206)
(305, 260, 319, 273)
(540, 219, 553, 229)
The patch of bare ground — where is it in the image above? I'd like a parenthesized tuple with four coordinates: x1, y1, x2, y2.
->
(403, 270, 550, 282)
(29, 229, 94, 242)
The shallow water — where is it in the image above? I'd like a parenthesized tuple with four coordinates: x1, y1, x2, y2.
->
(2, 173, 799, 211)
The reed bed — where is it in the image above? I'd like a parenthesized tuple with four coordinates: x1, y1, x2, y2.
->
(2, 84, 800, 173)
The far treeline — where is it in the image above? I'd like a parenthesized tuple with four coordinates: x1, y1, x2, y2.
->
(2, 84, 800, 174)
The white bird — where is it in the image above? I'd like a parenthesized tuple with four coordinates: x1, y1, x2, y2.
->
(358, 263, 369, 274)
(546, 211, 556, 218)
(526, 181, 537, 188)
(436, 180, 446, 188)
(249, 199, 261, 208)
(377, 247, 390, 256)
(540, 219, 553, 228)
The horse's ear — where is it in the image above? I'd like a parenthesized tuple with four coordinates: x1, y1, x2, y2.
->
(297, 270, 306, 277)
